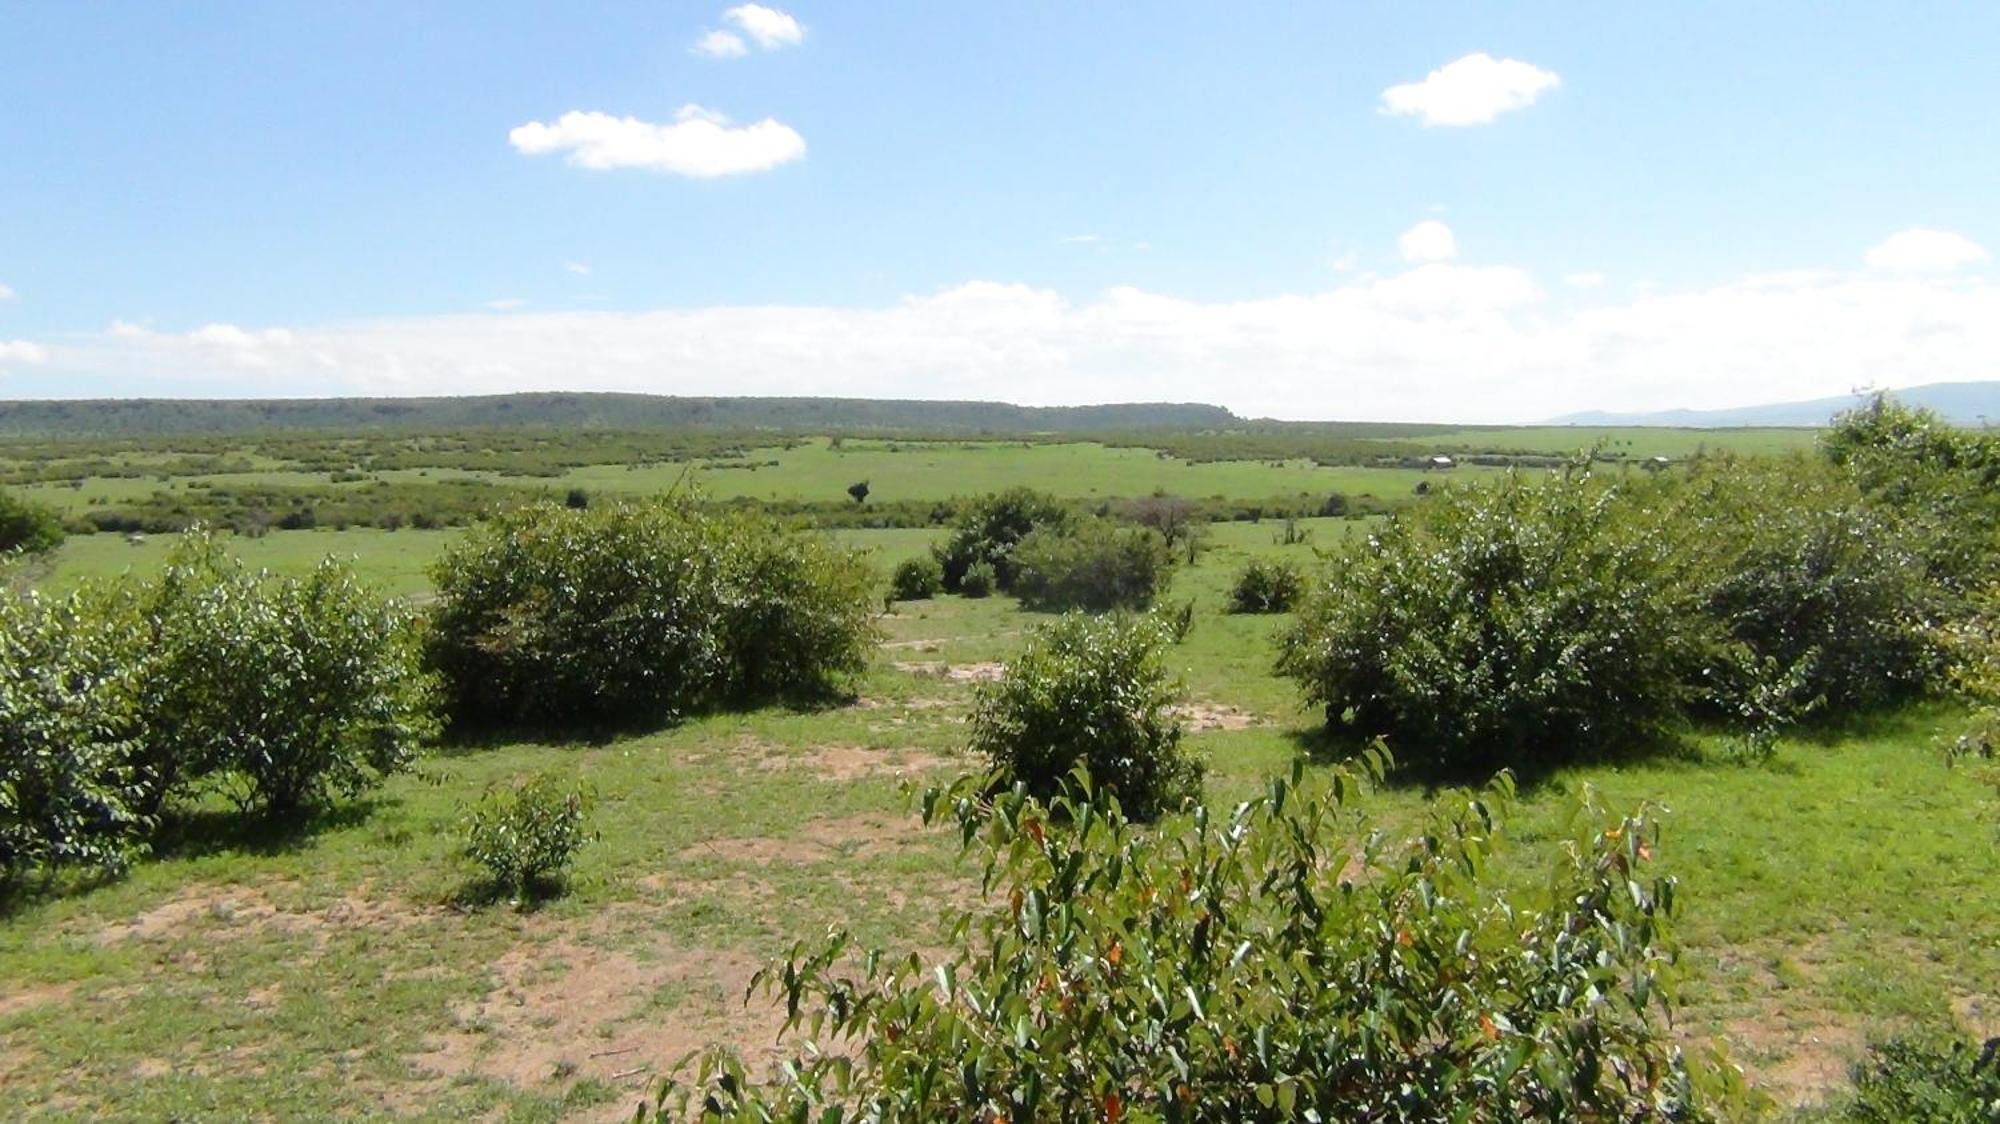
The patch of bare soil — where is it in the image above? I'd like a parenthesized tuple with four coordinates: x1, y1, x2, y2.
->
(755, 742, 956, 782)
(1721, 1014, 1864, 1109)
(92, 883, 433, 949)
(891, 660, 1005, 683)
(410, 935, 783, 1094)
(0, 982, 74, 1021)
(1171, 702, 1264, 732)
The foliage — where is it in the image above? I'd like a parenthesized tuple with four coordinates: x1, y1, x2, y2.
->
(0, 487, 65, 555)
(1840, 1034, 2000, 1123)
(1009, 518, 1173, 612)
(137, 532, 434, 813)
(847, 480, 870, 504)
(645, 760, 1749, 1121)
(1228, 557, 1305, 614)
(427, 498, 876, 729)
(968, 612, 1201, 821)
(932, 487, 1072, 592)
(1278, 468, 1707, 773)
(461, 770, 592, 901)
(0, 588, 147, 883)
(1821, 394, 2000, 596)
(889, 554, 943, 601)
(957, 559, 995, 599)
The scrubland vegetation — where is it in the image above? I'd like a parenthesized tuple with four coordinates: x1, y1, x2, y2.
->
(1, 400, 1996, 1119)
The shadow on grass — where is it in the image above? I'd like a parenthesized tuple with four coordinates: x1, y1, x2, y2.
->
(149, 798, 388, 862)
(1282, 722, 1705, 799)
(449, 874, 571, 914)
(429, 685, 864, 757)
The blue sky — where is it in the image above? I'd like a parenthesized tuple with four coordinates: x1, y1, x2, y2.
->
(2, 2, 1996, 420)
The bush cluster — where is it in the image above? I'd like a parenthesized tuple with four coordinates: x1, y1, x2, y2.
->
(0, 487, 64, 555)
(1008, 517, 1172, 612)
(931, 487, 1071, 592)
(2, 532, 431, 885)
(650, 762, 1750, 1120)
(1840, 1034, 2000, 1123)
(426, 498, 876, 730)
(968, 612, 1201, 821)
(1229, 556, 1305, 613)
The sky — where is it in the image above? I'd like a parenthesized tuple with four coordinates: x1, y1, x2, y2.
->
(2, 2, 1997, 422)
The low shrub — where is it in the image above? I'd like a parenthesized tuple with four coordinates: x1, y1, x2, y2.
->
(932, 487, 1071, 592)
(1840, 1034, 2000, 1123)
(1278, 468, 1708, 774)
(1009, 518, 1172, 612)
(1229, 557, 1305, 613)
(889, 555, 943, 601)
(461, 771, 592, 901)
(714, 516, 876, 703)
(968, 612, 1200, 821)
(648, 762, 1750, 1120)
(957, 559, 995, 598)
(0, 488, 64, 555)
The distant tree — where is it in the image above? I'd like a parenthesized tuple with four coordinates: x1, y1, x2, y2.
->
(848, 480, 870, 505)
(565, 487, 590, 510)
(0, 488, 65, 555)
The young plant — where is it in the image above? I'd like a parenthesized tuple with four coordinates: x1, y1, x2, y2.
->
(461, 770, 592, 901)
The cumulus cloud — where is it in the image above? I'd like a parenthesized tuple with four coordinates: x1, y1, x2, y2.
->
(0, 282, 15, 302)
(0, 339, 47, 364)
(1564, 272, 1606, 288)
(692, 29, 748, 58)
(486, 298, 529, 311)
(724, 4, 804, 49)
(509, 107, 805, 178)
(1398, 220, 1457, 264)
(1865, 228, 1990, 272)
(1381, 52, 1561, 126)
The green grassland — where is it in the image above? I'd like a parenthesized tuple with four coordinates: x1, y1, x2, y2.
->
(2, 505, 1994, 1119)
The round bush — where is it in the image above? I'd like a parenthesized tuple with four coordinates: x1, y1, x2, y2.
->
(934, 487, 1071, 592)
(1228, 557, 1305, 613)
(969, 612, 1201, 820)
(461, 770, 591, 900)
(890, 554, 943, 601)
(0, 488, 64, 556)
(958, 560, 996, 598)
(1009, 518, 1172, 612)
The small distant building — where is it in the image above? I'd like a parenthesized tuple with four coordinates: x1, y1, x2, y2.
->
(125, 533, 147, 546)
(1642, 455, 1672, 472)
(1426, 455, 1456, 471)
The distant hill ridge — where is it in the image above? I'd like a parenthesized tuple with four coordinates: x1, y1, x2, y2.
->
(1551, 380, 2000, 428)
(0, 393, 1240, 438)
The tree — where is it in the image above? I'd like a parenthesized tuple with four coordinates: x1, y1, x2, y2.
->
(0, 489, 65, 555)
(847, 480, 870, 505)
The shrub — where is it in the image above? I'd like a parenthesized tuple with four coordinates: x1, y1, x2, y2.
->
(0, 588, 147, 884)
(0, 488, 65, 555)
(1009, 518, 1172, 612)
(1278, 469, 1708, 773)
(461, 771, 592, 900)
(138, 533, 434, 814)
(1822, 395, 2000, 597)
(427, 498, 876, 730)
(1841, 1034, 2000, 1123)
(933, 487, 1071, 592)
(1229, 557, 1305, 613)
(889, 555, 943, 601)
(969, 612, 1201, 821)
(648, 762, 1749, 1120)
(957, 559, 995, 598)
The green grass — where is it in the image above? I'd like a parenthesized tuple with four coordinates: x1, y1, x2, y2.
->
(24, 527, 459, 599)
(2, 517, 1993, 1118)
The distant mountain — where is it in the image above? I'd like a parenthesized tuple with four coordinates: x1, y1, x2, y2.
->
(0, 393, 1239, 438)
(1552, 381, 2000, 428)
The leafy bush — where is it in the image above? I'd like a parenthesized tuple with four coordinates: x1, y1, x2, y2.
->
(0, 589, 147, 884)
(1229, 557, 1305, 613)
(932, 487, 1071, 592)
(1009, 518, 1172, 612)
(1278, 469, 1708, 773)
(462, 770, 592, 900)
(1822, 395, 2000, 597)
(957, 559, 995, 598)
(968, 612, 1201, 821)
(138, 533, 434, 814)
(648, 761, 1749, 1120)
(889, 555, 943, 601)
(0, 488, 64, 555)
(1841, 1034, 2000, 1123)
(427, 498, 876, 730)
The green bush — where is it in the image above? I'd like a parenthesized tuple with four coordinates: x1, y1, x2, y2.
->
(957, 559, 995, 598)
(968, 612, 1201, 821)
(1009, 518, 1172, 612)
(1822, 395, 2000, 597)
(0, 588, 147, 884)
(1278, 469, 1707, 773)
(427, 498, 876, 730)
(932, 487, 1071, 592)
(0, 488, 64, 555)
(1229, 557, 1305, 613)
(889, 554, 943, 601)
(137, 533, 434, 814)
(462, 770, 592, 901)
(1841, 1034, 2000, 1123)
(649, 762, 1749, 1120)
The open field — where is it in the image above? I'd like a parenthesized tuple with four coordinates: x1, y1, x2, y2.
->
(2, 502, 1995, 1119)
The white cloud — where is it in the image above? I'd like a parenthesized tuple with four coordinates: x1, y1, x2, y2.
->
(723, 4, 804, 49)
(1398, 220, 1457, 264)
(509, 107, 806, 178)
(0, 339, 47, 364)
(0, 282, 15, 302)
(692, 29, 748, 58)
(1381, 52, 1561, 126)
(564, 262, 591, 276)
(1865, 228, 1990, 272)
(486, 298, 529, 311)
(1564, 272, 1606, 288)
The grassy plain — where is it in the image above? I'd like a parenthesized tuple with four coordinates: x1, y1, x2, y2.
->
(1, 507, 1994, 1120)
